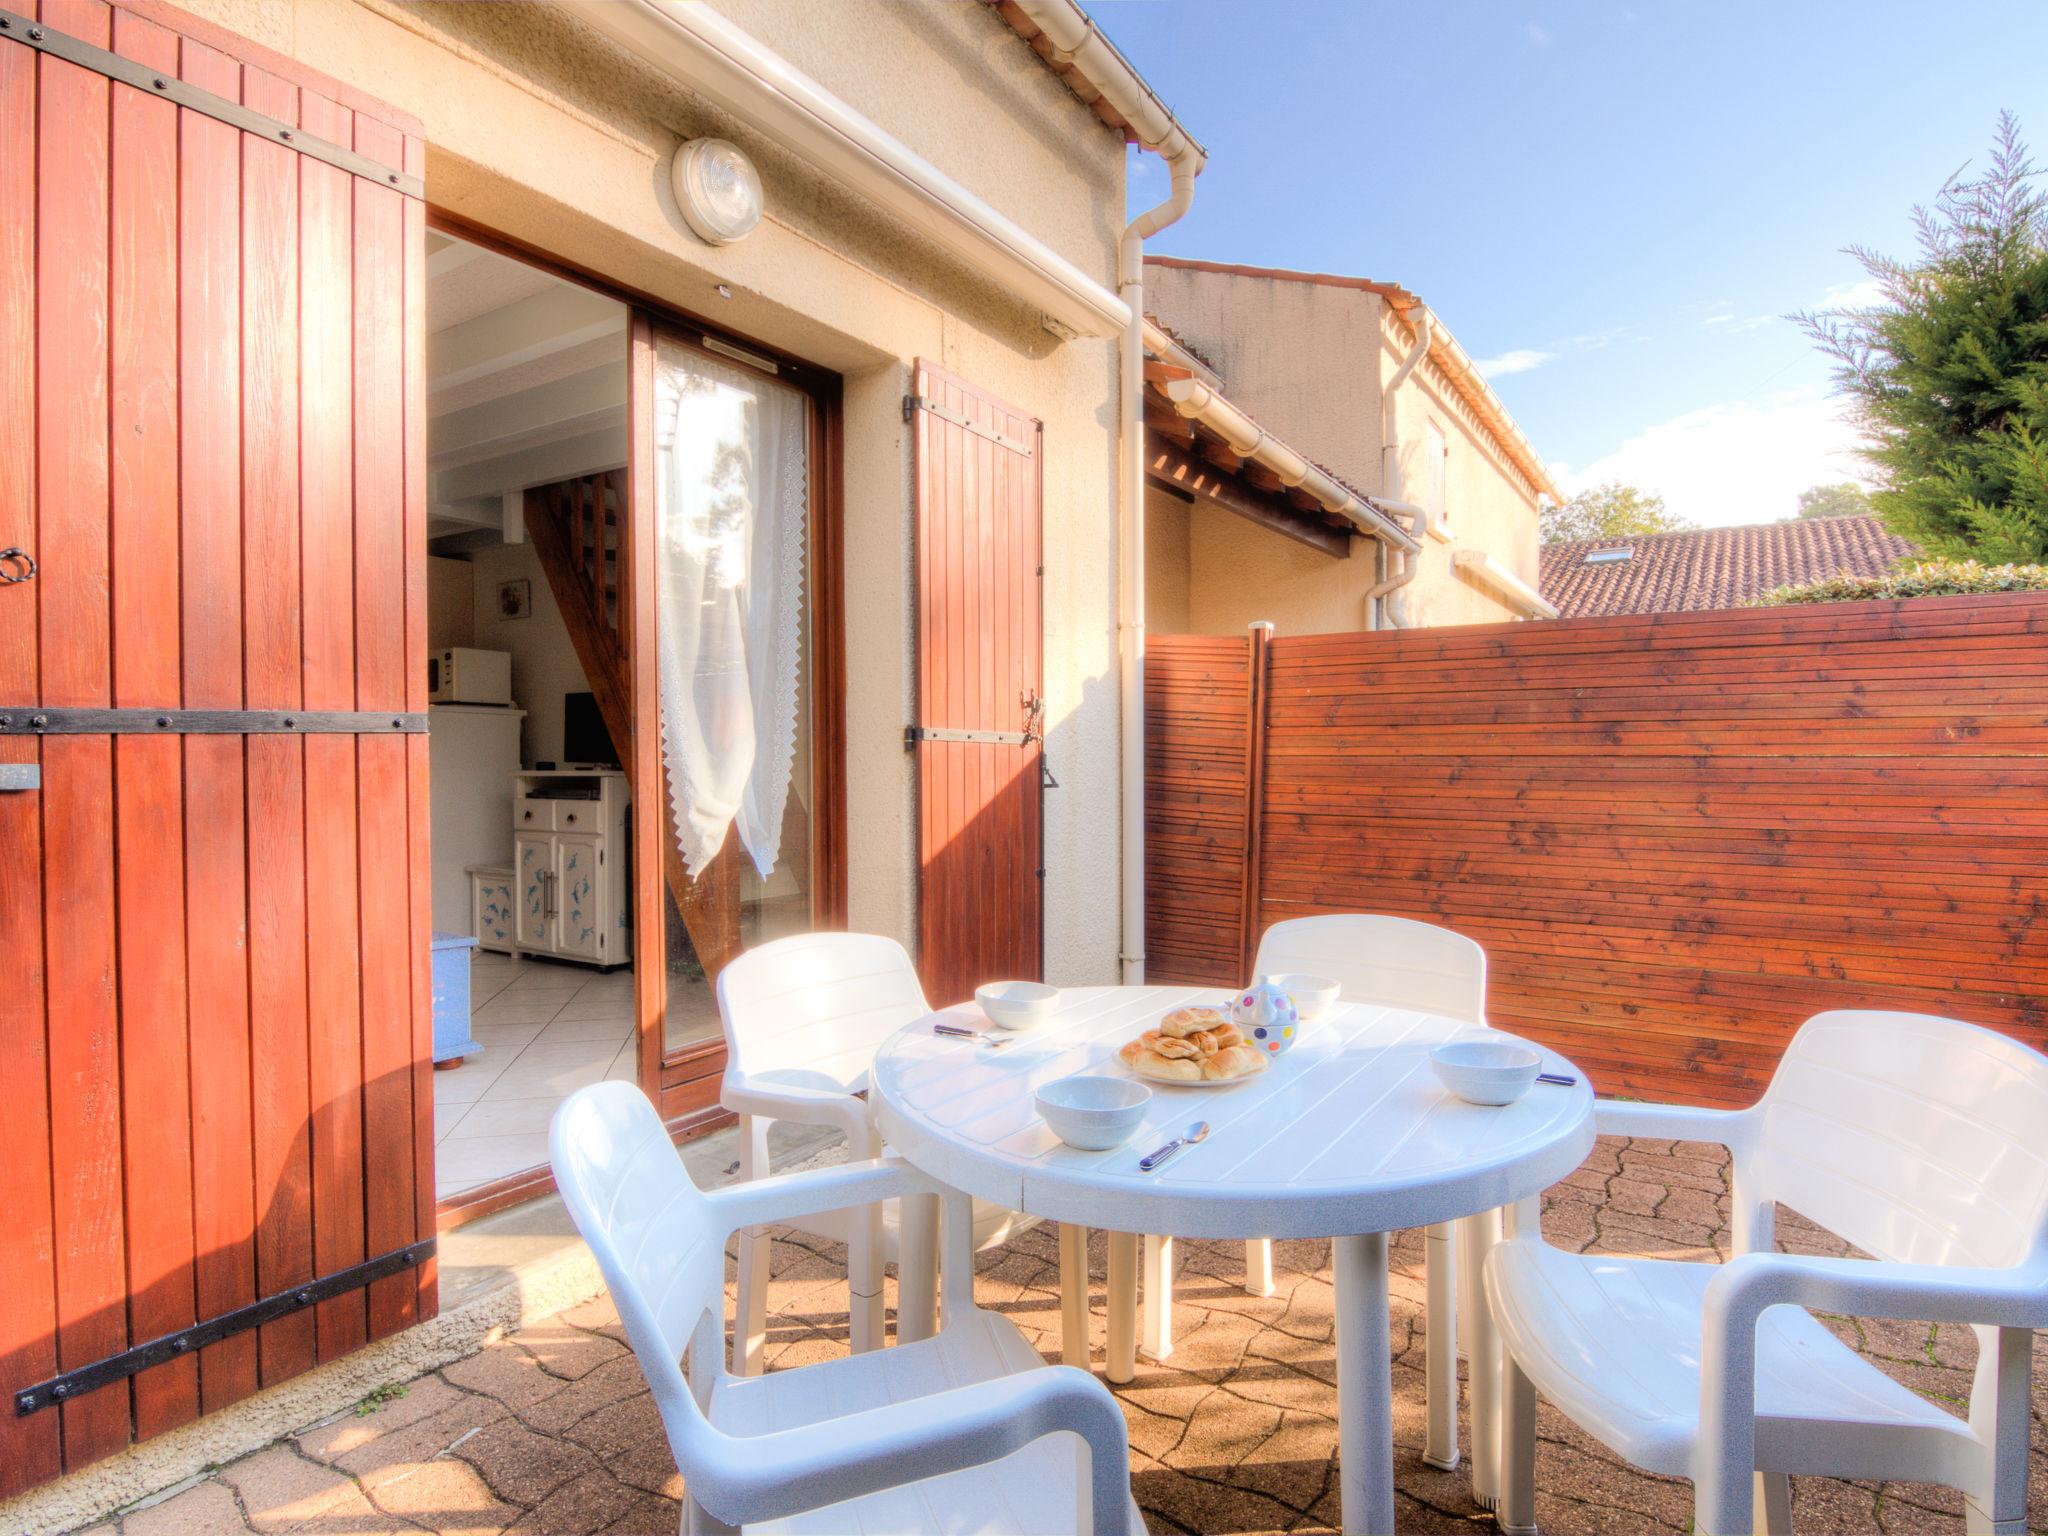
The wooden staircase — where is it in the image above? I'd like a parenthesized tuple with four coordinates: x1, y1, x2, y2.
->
(524, 472, 742, 982)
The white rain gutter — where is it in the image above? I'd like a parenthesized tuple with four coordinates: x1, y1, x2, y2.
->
(1157, 377, 1420, 554)
(1365, 306, 1435, 627)
(560, 0, 1131, 340)
(1010, 0, 1206, 986)
(1453, 549, 1559, 620)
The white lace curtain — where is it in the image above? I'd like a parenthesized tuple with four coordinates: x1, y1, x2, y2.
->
(653, 340, 807, 880)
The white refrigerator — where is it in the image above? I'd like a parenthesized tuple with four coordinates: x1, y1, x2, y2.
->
(427, 704, 526, 935)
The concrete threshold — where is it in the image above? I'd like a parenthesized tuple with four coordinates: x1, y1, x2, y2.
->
(4, 1117, 843, 1536)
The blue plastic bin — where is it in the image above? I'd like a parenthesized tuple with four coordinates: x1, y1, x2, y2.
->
(431, 931, 483, 1065)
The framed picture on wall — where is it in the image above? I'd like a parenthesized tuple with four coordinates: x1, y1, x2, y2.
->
(497, 577, 532, 620)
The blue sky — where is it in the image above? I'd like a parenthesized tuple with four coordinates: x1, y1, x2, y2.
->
(1104, 1, 2048, 525)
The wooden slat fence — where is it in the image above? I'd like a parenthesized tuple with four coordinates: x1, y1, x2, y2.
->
(1146, 596, 2048, 1106)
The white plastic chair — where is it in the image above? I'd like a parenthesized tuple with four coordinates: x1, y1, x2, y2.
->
(551, 1082, 1138, 1535)
(1138, 913, 1487, 1473)
(1482, 1010, 2048, 1536)
(716, 932, 1042, 1374)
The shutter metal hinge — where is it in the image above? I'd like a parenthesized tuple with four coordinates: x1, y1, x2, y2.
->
(902, 395, 1035, 457)
(0, 707, 427, 735)
(904, 725, 1031, 749)
(13, 1238, 436, 1416)
(0, 9, 423, 199)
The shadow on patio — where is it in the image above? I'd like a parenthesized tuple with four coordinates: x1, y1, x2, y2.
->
(80, 1133, 2048, 1536)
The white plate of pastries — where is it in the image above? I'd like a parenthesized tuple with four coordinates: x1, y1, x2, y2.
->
(1117, 1005, 1268, 1086)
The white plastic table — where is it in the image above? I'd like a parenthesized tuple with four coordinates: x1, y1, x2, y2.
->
(870, 984, 1596, 1536)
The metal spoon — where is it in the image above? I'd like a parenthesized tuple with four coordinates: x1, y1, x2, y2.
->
(1138, 1120, 1210, 1173)
(931, 1022, 1011, 1048)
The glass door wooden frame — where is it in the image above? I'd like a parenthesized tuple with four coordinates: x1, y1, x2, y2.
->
(626, 314, 848, 1130)
(424, 210, 845, 1229)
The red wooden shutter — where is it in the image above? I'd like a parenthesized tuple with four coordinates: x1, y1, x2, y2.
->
(910, 360, 1044, 1006)
(0, 0, 432, 1493)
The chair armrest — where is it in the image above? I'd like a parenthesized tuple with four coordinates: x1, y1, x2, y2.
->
(1705, 1250, 2048, 1333)
(703, 1155, 945, 1237)
(722, 1072, 873, 1145)
(1594, 1099, 1758, 1155)
(698, 1364, 1132, 1535)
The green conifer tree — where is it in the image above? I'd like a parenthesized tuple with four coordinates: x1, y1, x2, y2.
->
(1801, 113, 2048, 561)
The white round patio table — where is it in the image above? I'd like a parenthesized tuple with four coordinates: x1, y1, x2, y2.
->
(870, 983, 1596, 1536)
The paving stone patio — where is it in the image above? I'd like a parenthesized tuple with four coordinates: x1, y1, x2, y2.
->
(80, 1137, 2048, 1535)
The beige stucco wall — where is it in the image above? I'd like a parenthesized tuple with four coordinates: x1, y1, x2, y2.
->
(1144, 487, 1192, 634)
(1383, 314, 1546, 628)
(1144, 261, 1545, 636)
(178, 0, 1131, 985)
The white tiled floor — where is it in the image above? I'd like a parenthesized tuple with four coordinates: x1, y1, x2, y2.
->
(433, 952, 637, 1202)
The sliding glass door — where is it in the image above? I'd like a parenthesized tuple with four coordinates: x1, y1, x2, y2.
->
(634, 325, 841, 1085)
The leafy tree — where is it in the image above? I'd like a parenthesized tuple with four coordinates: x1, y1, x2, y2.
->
(1792, 482, 1874, 520)
(1800, 113, 2048, 562)
(1541, 482, 1687, 544)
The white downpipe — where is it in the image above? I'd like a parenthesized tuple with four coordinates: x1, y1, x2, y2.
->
(1007, 1, 1210, 987)
(560, 0, 1132, 339)
(1115, 158, 1197, 985)
(1452, 549, 1559, 620)
(1367, 307, 1436, 627)
(1157, 378, 1418, 554)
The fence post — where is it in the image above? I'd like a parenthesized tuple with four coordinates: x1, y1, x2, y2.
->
(1239, 622, 1274, 982)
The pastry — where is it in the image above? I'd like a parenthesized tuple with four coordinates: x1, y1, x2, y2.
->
(1183, 1022, 1243, 1056)
(1159, 1005, 1230, 1038)
(1118, 1038, 1203, 1080)
(1202, 1044, 1263, 1080)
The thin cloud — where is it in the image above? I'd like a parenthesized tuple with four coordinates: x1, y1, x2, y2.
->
(1560, 388, 1872, 527)
(1475, 348, 1555, 379)
(1525, 20, 1553, 46)
(1816, 277, 1886, 309)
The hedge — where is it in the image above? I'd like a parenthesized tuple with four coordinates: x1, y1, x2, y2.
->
(1752, 558, 2048, 606)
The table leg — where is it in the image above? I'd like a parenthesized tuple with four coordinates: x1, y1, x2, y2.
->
(1334, 1231, 1395, 1536)
(1140, 1234, 1173, 1362)
(1423, 1221, 1458, 1470)
(848, 1124, 885, 1356)
(1106, 1231, 1138, 1384)
(1059, 1223, 1091, 1368)
(1457, 1207, 1506, 1510)
(897, 1192, 940, 1345)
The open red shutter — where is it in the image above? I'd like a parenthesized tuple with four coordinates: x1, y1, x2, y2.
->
(910, 360, 1044, 1006)
(0, 0, 432, 1492)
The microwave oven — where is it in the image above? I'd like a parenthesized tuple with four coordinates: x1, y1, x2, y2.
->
(428, 647, 513, 705)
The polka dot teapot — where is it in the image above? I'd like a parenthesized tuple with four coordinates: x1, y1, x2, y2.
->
(1232, 976, 1300, 1057)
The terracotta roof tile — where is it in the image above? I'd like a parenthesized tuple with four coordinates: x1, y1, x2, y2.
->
(1540, 515, 1916, 618)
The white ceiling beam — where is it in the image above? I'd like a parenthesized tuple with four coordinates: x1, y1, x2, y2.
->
(429, 286, 626, 398)
(430, 426, 627, 505)
(429, 364, 625, 457)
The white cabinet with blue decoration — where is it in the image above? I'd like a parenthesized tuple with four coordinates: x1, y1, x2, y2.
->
(468, 863, 517, 956)
(509, 768, 629, 970)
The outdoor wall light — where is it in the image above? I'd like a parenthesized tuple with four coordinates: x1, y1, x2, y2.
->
(672, 137, 763, 245)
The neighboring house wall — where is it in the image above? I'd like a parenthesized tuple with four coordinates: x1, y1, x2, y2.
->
(1145, 259, 1545, 634)
(1146, 487, 1193, 634)
(1383, 311, 1544, 628)
(170, 0, 1129, 983)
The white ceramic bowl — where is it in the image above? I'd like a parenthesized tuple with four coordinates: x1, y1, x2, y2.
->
(975, 980, 1060, 1031)
(1274, 973, 1340, 1023)
(1430, 1038, 1542, 1106)
(1035, 1074, 1152, 1151)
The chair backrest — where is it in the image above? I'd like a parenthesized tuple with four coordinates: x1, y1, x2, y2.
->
(1756, 1011, 2048, 1270)
(1253, 913, 1488, 1025)
(715, 931, 932, 1094)
(551, 1083, 724, 1474)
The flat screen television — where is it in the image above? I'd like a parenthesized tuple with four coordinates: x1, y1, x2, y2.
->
(563, 691, 620, 767)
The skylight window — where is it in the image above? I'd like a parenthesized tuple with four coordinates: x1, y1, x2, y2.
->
(1584, 548, 1634, 565)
